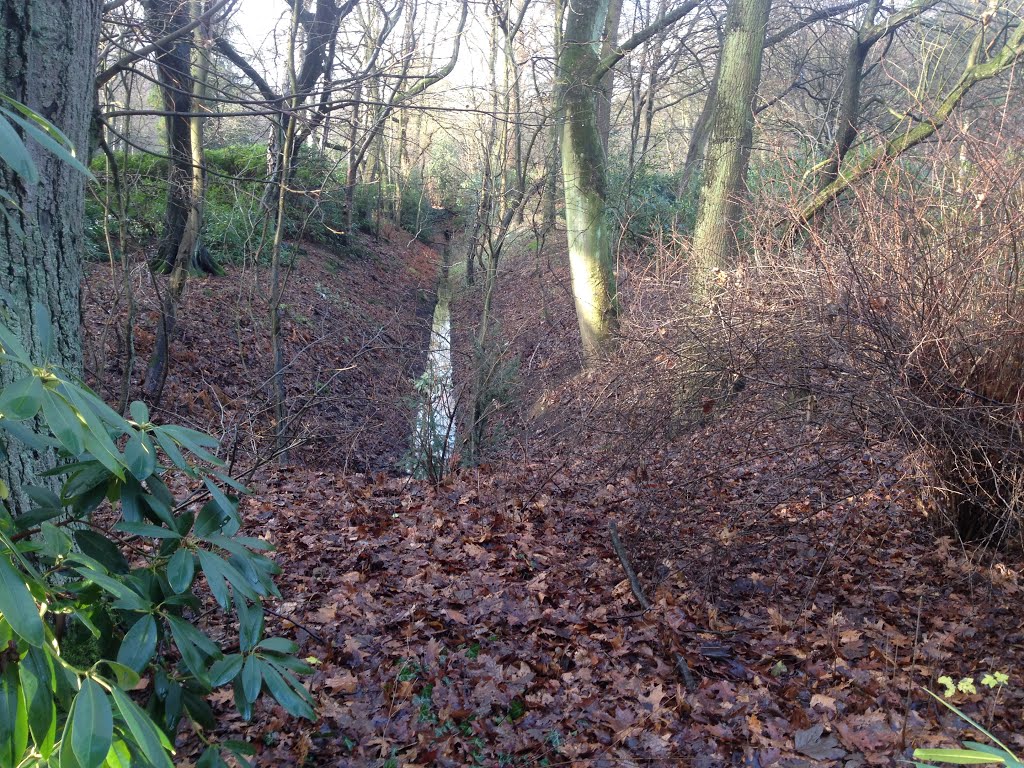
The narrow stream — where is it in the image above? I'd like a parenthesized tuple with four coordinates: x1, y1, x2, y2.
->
(409, 278, 457, 478)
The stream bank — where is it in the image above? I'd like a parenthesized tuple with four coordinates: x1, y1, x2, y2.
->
(82, 229, 440, 473)
(408, 273, 457, 478)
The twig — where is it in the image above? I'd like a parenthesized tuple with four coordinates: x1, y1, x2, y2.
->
(609, 521, 651, 610)
(264, 606, 328, 646)
(609, 521, 696, 690)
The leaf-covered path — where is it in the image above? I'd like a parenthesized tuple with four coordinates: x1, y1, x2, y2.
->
(186, 452, 1024, 767)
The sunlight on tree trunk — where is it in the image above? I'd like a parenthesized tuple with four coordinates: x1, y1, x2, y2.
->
(560, 0, 618, 362)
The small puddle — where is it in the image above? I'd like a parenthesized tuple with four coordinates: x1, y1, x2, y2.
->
(409, 279, 456, 478)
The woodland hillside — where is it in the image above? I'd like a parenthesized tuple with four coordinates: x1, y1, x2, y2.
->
(1, 0, 1024, 767)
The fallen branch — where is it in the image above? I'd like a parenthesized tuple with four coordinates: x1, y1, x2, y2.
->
(609, 521, 696, 690)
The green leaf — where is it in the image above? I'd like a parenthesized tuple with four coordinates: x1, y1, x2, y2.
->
(197, 746, 228, 768)
(58, 703, 84, 768)
(256, 637, 298, 655)
(0, 553, 45, 646)
(103, 739, 132, 768)
(128, 402, 149, 425)
(240, 655, 262, 704)
(0, 417, 57, 453)
(266, 654, 314, 675)
(0, 307, 31, 365)
(921, 688, 1020, 760)
(160, 425, 222, 465)
(194, 500, 232, 538)
(207, 534, 272, 553)
(109, 688, 174, 768)
(0, 375, 45, 420)
(73, 530, 130, 574)
(236, 599, 263, 654)
(0, 663, 29, 767)
(20, 646, 56, 757)
(182, 689, 215, 730)
(260, 661, 315, 720)
(14, 486, 65, 531)
(211, 470, 250, 495)
(197, 550, 232, 610)
(41, 522, 73, 560)
(209, 654, 244, 687)
(118, 479, 144, 523)
(75, 387, 131, 435)
(71, 567, 149, 612)
(166, 615, 220, 687)
(61, 386, 125, 480)
(116, 616, 157, 674)
(0, 111, 39, 183)
(41, 388, 86, 455)
(124, 432, 156, 481)
(113, 521, 181, 540)
(202, 478, 238, 528)
(140, 496, 176, 531)
(963, 743, 1020, 763)
(151, 427, 192, 475)
(72, 679, 113, 768)
(97, 662, 139, 691)
(166, 549, 195, 593)
(63, 462, 112, 503)
(0, 105, 91, 178)
(912, 748, 1007, 764)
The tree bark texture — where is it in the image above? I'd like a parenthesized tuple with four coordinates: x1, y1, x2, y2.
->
(690, 0, 771, 291)
(0, 0, 103, 514)
(560, 0, 619, 361)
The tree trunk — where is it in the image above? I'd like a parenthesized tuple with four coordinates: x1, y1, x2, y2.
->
(816, 0, 878, 190)
(560, 0, 618, 361)
(0, 0, 103, 515)
(690, 0, 771, 293)
(679, 43, 721, 195)
(143, 0, 215, 401)
(542, 0, 565, 236)
(145, 0, 195, 274)
(595, 0, 624, 152)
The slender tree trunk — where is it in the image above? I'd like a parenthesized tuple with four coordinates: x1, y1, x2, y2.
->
(542, 0, 565, 236)
(560, 0, 618, 361)
(595, 0, 624, 152)
(270, 7, 302, 463)
(817, 0, 878, 190)
(690, 0, 771, 293)
(144, 0, 214, 400)
(344, 80, 362, 240)
(0, 0, 103, 515)
(678, 36, 722, 195)
(145, 0, 202, 274)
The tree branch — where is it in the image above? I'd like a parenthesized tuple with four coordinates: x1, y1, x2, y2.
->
(594, 0, 702, 83)
(213, 35, 282, 104)
(796, 18, 1024, 224)
(765, 0, 870, 48)
(96, 0, 236, 88)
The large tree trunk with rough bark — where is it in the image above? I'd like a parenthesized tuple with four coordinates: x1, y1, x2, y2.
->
(560, 0, 618, 361)
(690, 0, 771, 293)
(0, 0, 103, 515)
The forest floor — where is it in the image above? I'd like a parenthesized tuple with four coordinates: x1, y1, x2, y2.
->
(84, 229, 1024, 767)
